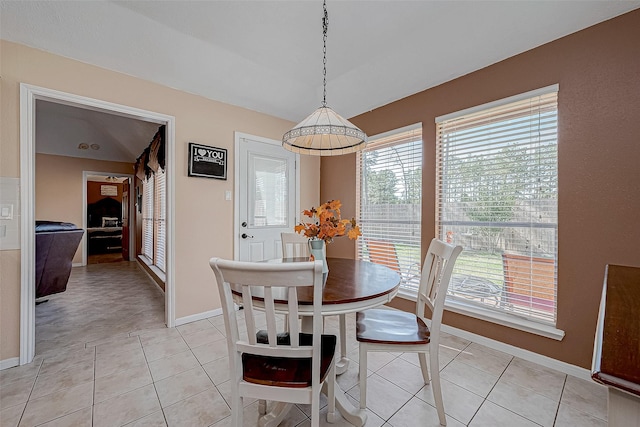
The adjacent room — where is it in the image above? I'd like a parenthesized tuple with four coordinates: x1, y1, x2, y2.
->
(1, 2, 639, 427)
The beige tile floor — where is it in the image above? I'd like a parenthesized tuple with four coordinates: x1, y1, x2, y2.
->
(0, 261, 608, 427)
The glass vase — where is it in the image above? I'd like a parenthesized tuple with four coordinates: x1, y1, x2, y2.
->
(308, 238, 329, 283)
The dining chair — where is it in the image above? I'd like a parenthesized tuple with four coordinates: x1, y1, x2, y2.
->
(356, 238, 462, 426)
(282, 231, 349, 375)
(367, 239, 421, 286)
(209, 257, 337, 427)
(281, 232, 310, 258)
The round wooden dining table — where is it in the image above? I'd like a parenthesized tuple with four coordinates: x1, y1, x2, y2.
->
(271, 256, 401, 312)
(259, 257, 401, 426)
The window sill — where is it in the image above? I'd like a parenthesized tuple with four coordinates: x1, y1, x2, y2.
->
(138, 255, 166, 283)
(396, 288, 565, 341)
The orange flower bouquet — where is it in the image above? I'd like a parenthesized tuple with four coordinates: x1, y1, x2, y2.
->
(294, 200, 361, 244)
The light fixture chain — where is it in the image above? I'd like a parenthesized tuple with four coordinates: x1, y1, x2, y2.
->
(281, 0, 367, 155)
(322, 0, 328, 107)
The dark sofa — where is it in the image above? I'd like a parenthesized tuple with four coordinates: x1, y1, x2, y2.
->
(35, 221, 84, 299)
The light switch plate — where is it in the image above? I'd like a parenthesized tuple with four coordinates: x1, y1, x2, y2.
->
(0, 204, 13, 220)
(0, 177, 20, 250)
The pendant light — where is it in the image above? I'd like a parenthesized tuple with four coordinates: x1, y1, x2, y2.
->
(282, 0, 367, 156)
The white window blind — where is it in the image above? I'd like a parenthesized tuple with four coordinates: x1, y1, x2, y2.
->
(356, 124, 422, 291)
(154, 168, 166, 272)
(142, 174, 154, 261)
(436, 86, 558, 325)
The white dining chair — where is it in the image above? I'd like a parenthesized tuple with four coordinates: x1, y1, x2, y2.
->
(281, 232, 310, 258)
(281, 231, 350, 374)
(356, 238, 462, 426)
(209, 257, 336, 427)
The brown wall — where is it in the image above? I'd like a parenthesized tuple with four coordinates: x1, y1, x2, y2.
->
(87, 181, 124, 205)
(321, 10, 640, 368)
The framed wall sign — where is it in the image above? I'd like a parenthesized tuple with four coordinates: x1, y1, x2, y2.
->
(101, 185, 118, 196)
(188, 143, 227, 180)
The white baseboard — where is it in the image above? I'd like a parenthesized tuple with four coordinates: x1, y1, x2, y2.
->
(441, 323, 592, 381)
(72, 262, 83, 267)
(175, 308, 223, 327)
(0, 357, 20, 371)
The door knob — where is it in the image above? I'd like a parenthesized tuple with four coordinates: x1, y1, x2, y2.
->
(241, 233, 254, 239)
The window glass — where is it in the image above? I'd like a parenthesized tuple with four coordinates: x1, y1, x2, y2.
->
(436, 87, 558, 325)
(357, 125, 422, 291)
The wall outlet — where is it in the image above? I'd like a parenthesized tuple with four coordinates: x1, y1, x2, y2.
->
(225, 190, 232, 201)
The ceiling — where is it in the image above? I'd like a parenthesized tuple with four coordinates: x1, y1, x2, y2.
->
(35, 100, 161, 163)
(3, 1, 639, 162)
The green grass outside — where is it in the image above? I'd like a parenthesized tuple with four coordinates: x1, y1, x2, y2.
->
(395, 244, 504, 287)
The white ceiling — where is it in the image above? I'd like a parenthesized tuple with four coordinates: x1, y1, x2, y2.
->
(3, 1, 639, 162)
(35, 100, 161, 163)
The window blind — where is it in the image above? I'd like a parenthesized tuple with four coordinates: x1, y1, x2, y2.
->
(436, 86, 558, 325)
(142, 174, 154, 261)
(356, 124, 423, 291)
(154, 169, 166, 272)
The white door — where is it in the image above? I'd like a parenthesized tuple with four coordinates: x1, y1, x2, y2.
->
(236, 134, 298, 261)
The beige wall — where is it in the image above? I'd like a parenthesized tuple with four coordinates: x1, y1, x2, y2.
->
(35, 154, 132, 264)
(322, 10, 640, 369)
(0, 40, 320, 361)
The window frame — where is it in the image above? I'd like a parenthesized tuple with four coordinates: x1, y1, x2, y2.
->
(142, 174, 155, 261)
(433, 84, 564, 340)
(141, 168, 166, 275)
(356, 123, 423, 292)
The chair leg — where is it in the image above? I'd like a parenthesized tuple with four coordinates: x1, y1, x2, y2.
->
(429, 348, 446, 426)
(311, 391, 320, 427)
(326, 361, 336, 423)
(359, 343, 368, 409)
(258, 399, 267, 415)
(231, 392, 243, 427)
(418, 352, 431, 384)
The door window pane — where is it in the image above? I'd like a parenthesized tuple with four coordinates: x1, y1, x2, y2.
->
(249, 154, 288, 227)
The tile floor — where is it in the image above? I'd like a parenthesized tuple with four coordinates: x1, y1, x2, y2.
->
(0, 261, 608, 427)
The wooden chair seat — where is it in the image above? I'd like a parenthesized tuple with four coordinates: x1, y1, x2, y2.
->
(356, 309, 429, 345)
(244, 332, 337, 387)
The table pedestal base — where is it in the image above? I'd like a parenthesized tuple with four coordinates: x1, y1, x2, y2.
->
(257, 314, 367, 427)
(327, 381, 368, 426)
(257, 389, 367, 427)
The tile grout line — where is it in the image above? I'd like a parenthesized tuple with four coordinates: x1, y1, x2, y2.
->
(469, 354, 515, 426)
(15, 357, 44, 427)
(480, 355, 554, 426)
(551, 375, 568, 427)
(92, 342, 96, 427)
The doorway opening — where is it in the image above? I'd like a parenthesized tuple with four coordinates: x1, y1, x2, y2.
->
(20, 84, 176, 365)
(84, 173, 134, 265)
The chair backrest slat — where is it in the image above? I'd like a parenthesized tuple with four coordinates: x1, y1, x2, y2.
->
(416, 239, 463, 336)
(210, 257, 324, 362)
(242, 285, 257, 345)
(288, 287, 300, 345)
(263, 287, 278, 347)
